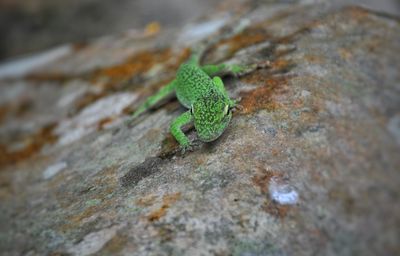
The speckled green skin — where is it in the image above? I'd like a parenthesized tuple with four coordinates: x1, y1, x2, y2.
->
(133, 54, 247, 151)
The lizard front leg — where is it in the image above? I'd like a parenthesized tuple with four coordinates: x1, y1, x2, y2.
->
(170, 110, 193, 153)
(201, 63, 257, 77)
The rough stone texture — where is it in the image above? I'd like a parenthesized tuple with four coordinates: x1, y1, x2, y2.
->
(0, 1, 399, 255)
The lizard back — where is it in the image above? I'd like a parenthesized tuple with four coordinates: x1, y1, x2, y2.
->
(175, 63, 215, 108)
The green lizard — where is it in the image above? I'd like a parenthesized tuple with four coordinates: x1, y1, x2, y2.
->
(132, 51, 253, 152)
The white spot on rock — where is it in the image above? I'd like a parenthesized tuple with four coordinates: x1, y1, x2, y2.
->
(43, 162, 67, 180)
(300, 90, 311, 98)
(0, 45, 72, 79)
(304, 64, 328, 77)
(269, 177, 299, 205)
(57, 80, 97, 108)
(56, 93, 137, 146)
(58, 127, 92, 147)
(179, 17, 228, 44)
(67, 225, 119, 256)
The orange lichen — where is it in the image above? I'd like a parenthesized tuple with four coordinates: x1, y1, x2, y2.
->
(0, 99, 33, 124)
(68, 206, 98, 224)
(166, 47, 191, 70)
(252, 171, 275, 194)
(97, 117, 115, 130)
(61, 198, 114, 232)
(163, 192, 181, 204)
(0, 123, 57, 168)
(25, 47, 190, 87)
(251, 165, 284, 194)
(270, 59, 291, 70)
(222, 29, 267, 54)
(346, 6, 370, 20)
(91, 47, 190, 91)
(239, 73, 289, 114)
(60, 208, 93, 232)
(262, 201, 291, 218)
(93, 49, 171, 83)
(72, 42, 89, 51)
(136, 194, 158, 207)
(147, 192, 181, 222)
(147, 205, 168, 222)
(74, 47, 191, 105)
(144, 22, 161, 36)
(206, 27, 268, 61)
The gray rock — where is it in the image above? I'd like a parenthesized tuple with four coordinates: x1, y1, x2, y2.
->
(0, 1, 399, 256)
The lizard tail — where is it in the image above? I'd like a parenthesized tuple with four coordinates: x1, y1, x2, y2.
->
(186, 42, 208, 65)
(187, 51, 202, 65)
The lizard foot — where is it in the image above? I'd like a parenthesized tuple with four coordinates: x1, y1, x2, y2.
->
(229, 97, 242, 112)
(180, 144, 194, 155)
(179, 139, 203, 155)
(232, 104, 243, 113)
(231, 64, 258, 77)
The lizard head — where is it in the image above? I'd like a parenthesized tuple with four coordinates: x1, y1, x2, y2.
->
(191, 88, 233, 142)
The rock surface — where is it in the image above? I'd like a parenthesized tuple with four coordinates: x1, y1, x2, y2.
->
(1, 1, 399, 255)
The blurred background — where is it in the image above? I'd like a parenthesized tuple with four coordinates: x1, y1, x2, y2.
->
(0, 0, 399, 62)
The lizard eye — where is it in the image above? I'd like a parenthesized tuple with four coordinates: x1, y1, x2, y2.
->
(223, 104, 230, 116)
